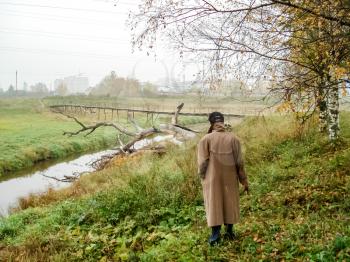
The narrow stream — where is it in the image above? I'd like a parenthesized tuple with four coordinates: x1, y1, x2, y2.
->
(0, 149, 117, 216)
(0, 135, 181, 216)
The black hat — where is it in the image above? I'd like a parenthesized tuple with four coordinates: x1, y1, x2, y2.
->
(208, 111, 224, 124)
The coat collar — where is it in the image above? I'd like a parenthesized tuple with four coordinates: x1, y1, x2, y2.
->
(212, 122, 225, 132)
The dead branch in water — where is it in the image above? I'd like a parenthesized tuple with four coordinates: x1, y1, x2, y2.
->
(41, 172, 90, 183)
(90, 154, 115, 170)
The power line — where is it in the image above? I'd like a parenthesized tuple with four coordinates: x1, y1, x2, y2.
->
(92, 0, 138, 6)
(0, 27, 128, 41)
(0, 10, 125, 26)
(0, 72, 121, 77)
(0, 30, 130, 45)
(0, 2, 128, 14)
(0, 46, 140, 61)
(0, 27, 131, 44)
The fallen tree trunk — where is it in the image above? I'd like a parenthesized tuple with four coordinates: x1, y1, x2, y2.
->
(50, 103, 198, 172)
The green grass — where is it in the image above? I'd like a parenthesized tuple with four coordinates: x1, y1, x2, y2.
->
(0, 98, 118, 176)
(0, 111, 349, 261)
(0, 98, 208, 177)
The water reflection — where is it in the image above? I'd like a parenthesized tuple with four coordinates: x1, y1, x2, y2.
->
(0, 150, 116, 216)
(0, 135, 182, 216)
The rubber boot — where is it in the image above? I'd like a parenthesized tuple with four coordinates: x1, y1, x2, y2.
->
(208, 225, 221, 246)
(224, 224, 236, 240)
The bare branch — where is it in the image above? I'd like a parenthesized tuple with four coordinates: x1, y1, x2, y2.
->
(41, 172, 86, 183)
(54, 110, 136, 137)
(52, 103, 199, 171)
(201, 0, 275, 13)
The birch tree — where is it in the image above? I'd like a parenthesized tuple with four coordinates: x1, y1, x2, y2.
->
(282, 0, 350, 139)
(129, 0, 350, 140)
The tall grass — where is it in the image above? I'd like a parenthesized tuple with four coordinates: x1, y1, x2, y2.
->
(1, 113, 350, 261)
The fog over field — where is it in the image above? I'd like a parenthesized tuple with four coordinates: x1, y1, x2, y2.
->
(0, 0, 198, 91)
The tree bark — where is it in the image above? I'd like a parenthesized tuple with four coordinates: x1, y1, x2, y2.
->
(327, 84, 340, 140)
(317, 85, 328, 133)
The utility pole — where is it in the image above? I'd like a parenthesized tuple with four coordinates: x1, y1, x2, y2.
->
(15, 70, 18, 95)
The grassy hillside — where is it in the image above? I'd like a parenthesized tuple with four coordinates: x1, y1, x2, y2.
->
(0, 113, 349, 261)
(0, 99, 118, 176)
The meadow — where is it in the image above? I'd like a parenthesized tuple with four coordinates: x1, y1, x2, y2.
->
(0, 95, 248, 176)
(0, 111, 349, 261)
(0, 98, 118, 176)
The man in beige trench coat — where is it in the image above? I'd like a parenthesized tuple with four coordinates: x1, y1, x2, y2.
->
(197, 112, 249, 245)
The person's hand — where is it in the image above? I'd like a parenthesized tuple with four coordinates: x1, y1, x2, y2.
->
(242, 180, 249, 194)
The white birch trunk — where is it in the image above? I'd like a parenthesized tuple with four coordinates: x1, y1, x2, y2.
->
(317, 87, 328, 133)
(327, 84, 340, 140)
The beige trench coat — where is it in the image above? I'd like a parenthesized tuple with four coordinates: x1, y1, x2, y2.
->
(197, 123, 247, 227)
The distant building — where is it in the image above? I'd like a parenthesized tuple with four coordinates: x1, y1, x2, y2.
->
(155, 78, 194, 93)
(54, 74, 89, 94)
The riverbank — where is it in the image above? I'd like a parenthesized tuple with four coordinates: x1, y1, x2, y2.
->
(0, 99, 118, 176)
(0, 113, 349, 261)
(0, 149, 118, 216)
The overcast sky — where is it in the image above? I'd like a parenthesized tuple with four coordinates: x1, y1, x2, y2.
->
(0, 0, 198, 91)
